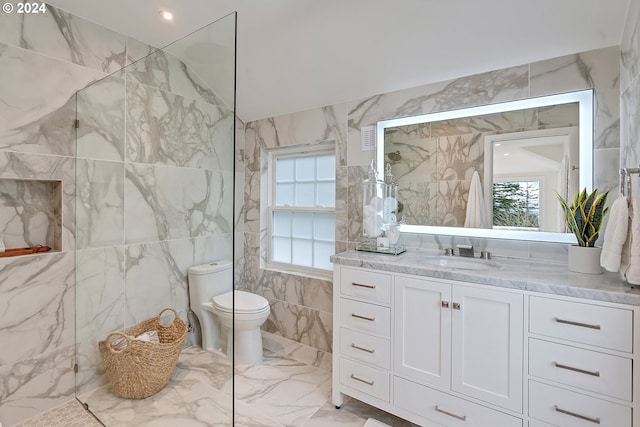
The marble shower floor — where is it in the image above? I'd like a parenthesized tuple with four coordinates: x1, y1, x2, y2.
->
(64, 347, 418, 427)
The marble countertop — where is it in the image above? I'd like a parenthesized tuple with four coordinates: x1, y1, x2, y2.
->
(331, 249, 640, 306)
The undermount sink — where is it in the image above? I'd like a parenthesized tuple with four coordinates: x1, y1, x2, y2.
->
(422, 256, 501, 271)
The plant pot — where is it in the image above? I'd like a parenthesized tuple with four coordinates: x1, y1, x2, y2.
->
(568, 245, 602, 275)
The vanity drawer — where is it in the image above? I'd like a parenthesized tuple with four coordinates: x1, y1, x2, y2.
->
(340, 357, 389, 402)
(340, 267, 391, 304)
(529, 338, 632, 401)
(340, 328, 391, 369)
(394, 376, 522, 427)
(529, 296, 633, 352)
(340, 298, 391, 338)
(529, 380, 631, 427)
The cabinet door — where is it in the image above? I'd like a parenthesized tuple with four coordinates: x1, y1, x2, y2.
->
(394, 275, 451, 388)
(451, 285, 523, 412)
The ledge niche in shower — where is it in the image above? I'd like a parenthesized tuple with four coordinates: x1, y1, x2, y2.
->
(0, 178, 62, 255)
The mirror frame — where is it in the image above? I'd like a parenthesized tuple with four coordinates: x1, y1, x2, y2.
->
(376, 89, 593, 243)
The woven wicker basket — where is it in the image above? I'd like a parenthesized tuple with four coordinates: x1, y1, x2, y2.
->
(98, 308, 187, 399)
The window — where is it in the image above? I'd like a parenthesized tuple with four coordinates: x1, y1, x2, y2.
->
(265, 143, 335, 277)
(492, 178, 544, 230)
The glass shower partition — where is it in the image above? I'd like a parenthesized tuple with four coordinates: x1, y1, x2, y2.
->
(74, 12, 237, 425)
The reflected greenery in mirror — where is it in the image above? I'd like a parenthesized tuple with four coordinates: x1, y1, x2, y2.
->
(376, 90, 593, 243)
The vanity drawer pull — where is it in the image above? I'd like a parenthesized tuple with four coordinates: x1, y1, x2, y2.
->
(441, 300, 450, 308)
(555, 317, 601, 330)
(452, 302, 461, 310)
(351, 343, 375, 354)
(351, 313, 375, 322)
(553, 361, 600, 377)
(352, 282, 376, 289)
(350, 374, 374, 386)
(554, 405, 600, 424)
(435, 405, 467, 421)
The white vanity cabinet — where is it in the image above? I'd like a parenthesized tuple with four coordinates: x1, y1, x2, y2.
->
(333, 265, 524, 426)
(332, 260, 640, 427)
(394, 274, 523, 412)
(527, 296, 635, 427)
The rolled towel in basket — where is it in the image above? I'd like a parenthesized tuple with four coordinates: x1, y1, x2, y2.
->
(111, 330, 160, 350)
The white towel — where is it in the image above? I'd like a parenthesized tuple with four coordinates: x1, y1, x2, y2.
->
(600, 196, 629, 272)
(625, 200, 640, 284)
(464, 171, 486, 228)
(556, 155, 569, 232)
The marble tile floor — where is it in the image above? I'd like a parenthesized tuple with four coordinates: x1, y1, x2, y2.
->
(18, 347, 417, 427)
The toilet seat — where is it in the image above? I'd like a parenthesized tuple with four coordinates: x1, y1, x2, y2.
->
(212, 290, 269, 314)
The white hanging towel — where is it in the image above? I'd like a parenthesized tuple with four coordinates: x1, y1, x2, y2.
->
(600, 195, 629, 272)
(464, 170, 486, 228)
(556, 155, 569, 232)
(624, 199, 640, 285)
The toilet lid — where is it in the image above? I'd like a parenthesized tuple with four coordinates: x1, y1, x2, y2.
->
(212, 290, 269, 313)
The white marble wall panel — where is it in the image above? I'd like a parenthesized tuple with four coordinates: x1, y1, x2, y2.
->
(125, 81, 234, 170)
(244, 105, 348, 172)
(124, 48, 227, 109)
(253, 271, 332, 314)
(621, 0, 640, 91)
(76, 75, 125, 161)
(76, 159, 124, 249)
(0, 42, 106, 157)
(530, 47, 620, 150)
(125, 164, 233, 244)
(0, 178, 58, 250)
(0, 345, 74, 427)
(124, 234, 232, 327)
(264, 299, 332, 353)
(0, 252, 74, 367)
(75, 246, 125, 395)
(621, 0, 640, 170)
(124, 37, 158, 67)
(0, 152, 75, 251)
(0, 3, 126, 73)
(347, 66, 529, 167)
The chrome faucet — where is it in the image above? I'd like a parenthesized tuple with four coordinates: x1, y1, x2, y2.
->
(457, 244, 475, 257)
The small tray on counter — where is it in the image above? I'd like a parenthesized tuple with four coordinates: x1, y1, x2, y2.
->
(355, 241, 406, 255)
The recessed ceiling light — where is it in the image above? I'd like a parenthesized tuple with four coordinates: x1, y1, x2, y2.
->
(159, 9, 173, 21)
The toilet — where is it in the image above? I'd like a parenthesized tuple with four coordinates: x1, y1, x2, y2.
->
(187, 260, 270, 365)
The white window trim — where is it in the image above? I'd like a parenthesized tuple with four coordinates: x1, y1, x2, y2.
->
(263, 141, 336, 280)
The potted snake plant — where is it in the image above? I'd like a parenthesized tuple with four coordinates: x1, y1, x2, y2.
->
(557, 187, 610, 274)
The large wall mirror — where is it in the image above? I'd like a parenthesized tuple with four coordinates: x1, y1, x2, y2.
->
(376, 89, 593, 243)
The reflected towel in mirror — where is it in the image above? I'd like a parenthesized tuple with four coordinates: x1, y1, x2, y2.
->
(464, 171, 486, 228)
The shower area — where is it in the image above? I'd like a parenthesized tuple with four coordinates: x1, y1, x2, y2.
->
(73, 12, 238, 424)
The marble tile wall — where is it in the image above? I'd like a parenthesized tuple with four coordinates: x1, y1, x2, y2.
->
(244, 45, 621, 356)
(621, 0, 640, 170)
(0, 4, 236, 425)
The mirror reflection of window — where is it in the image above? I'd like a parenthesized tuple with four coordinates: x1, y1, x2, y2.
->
(492, 180, 542, 230)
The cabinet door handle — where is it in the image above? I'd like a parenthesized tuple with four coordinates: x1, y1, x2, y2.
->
(553, 361, 600, 377)
(452, 302, 461, 310)
(350, 374, 374, 386)
(441, 300, 450, 308)
(351, 343, 375, 354)
(351, 313, 375, 322)
(554, 405, 600, 424)
(352, 282, 376, 289)
(555, 317, 601, 330)
(435, 405, 466, 421)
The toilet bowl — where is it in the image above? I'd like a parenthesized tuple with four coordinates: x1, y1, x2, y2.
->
(188, 261, 270, 365)
(204, 290, 270, 365)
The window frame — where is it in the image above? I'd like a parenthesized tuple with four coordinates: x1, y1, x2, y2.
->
(264, 142, 336, 280)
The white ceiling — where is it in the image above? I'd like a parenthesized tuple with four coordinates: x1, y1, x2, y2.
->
(47, 0, 631, 122)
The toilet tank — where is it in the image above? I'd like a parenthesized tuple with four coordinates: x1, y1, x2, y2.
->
(187, 260, 233, 305)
